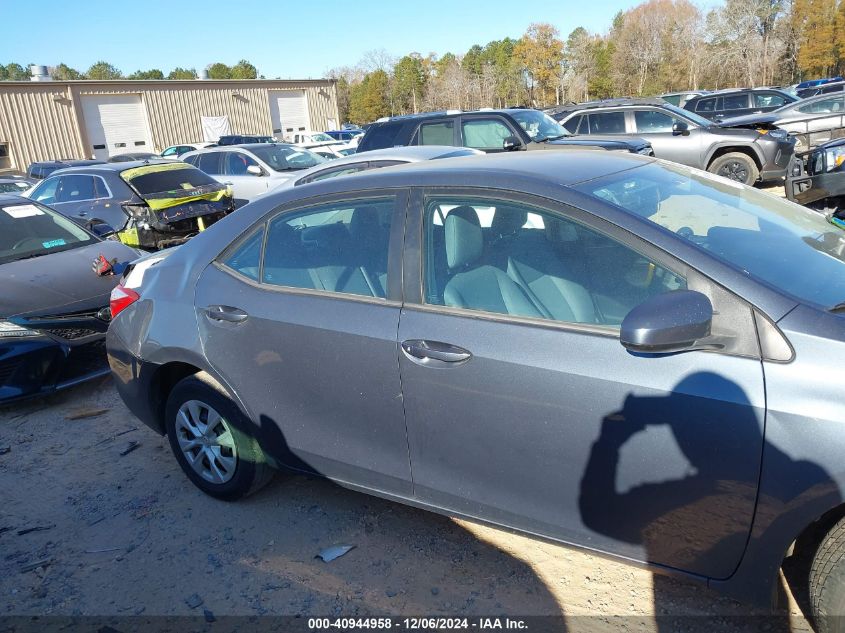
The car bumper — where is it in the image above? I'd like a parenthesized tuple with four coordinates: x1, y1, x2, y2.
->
(106, 327, 164, 434)
(757, 136, 796, 180)
(786, 166, 845, 205)
(0, 336, 109, 404)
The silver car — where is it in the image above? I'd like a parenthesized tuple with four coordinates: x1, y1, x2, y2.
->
(181, 143, 326, 204)
(108, 151, 845, 628)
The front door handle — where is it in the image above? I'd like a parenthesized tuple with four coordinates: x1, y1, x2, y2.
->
(401, 339, 471, 365)
(204, 305, 249, 323)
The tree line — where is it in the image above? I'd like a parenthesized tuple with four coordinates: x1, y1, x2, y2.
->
(0, 60, 259, 81)
(330, 0, 845, 124)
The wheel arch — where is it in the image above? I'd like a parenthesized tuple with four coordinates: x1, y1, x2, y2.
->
(705, 144, 764, 172)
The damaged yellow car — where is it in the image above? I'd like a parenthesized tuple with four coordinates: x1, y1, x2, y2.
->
(27, 160, 235, 251)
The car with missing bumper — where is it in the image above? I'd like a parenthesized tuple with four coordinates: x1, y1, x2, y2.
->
(26, 161, 235, 250)
(108, 151, 845, 630)
(0, 195, 137, 403)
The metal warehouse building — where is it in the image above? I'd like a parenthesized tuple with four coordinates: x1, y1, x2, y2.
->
(0, 78, 340, 170)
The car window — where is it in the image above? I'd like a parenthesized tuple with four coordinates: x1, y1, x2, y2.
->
(821, 84, 845, 94)
(197, 152, 223, 174)
(754, 93, 788, 108)
(0, 181, 31, 194)
(461, 118, 513, 150)
(260, 197, 395, 298)
(587, 111, 626, 134)
(419, 121, 454, 145)
(661, 95, 681, 106)
(797, 96, 845, 114)
(561, 115, 581, 134)
(220, 226, 264, 281)
(633, 110, 675, 133)
(161, 147, 178, 157)
(223, 152, 260, 176)
(722, 94, 750, 111)
(122, 166, 218, 195)
(250, 145, 325, 171)
(695, 97, 717, 113)
(422, 197, 685, 327)
(573, 161, 845, 309)
(31, 177, 60, 204)
(55, 175, 98, 203)
(0, 200, 96, 265)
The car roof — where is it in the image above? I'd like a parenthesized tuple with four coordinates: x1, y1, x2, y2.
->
(547, 98, 667, 115)
(49, 159, 182, 176)
(30, 159, 105, 167)
(184, 142, 297, 153)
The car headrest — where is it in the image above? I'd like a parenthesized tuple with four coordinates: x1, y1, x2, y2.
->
(545, 217, 579, 243)
(491, 206, 527, 237)
(349, 208, 380, 241)
(445, 205, 482, 269)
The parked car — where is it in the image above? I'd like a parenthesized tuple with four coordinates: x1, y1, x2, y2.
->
(270, 145, 483, 191)
(682, 88, 798, 122)
(356, 108, 653, 155)
(26, 161, 235, 250)
(286, 131, 357, 158)
(324, 129, 365, 142)
(0, 195, 137, 403)
(108, 150, 845, 630)
(0, 174, 35, 194)
(719, 92, 845, 151)
(786, 136, 845, 211)
(796, 77, 844, 92)
(160, 143, 216, 159)
(181, 144, 326, 203)
(797, 80, 845, 99)
(108, 152, 161, 163)
(658, 91, 708, 108)
(26, 159, 105, 181)
(215, 135, 275, 146)
(549, 98, 795, 185)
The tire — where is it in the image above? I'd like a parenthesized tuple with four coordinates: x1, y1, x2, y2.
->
(164, 372, 274, 500)
(707, 152, 759, 186)
(811, 516, 845, 633)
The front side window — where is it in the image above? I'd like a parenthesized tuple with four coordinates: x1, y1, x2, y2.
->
(423, 197, 684, 326)
(461, 118, 513, 150)
(754, 93, 788, 108)
(561, 115, 582, 134)
(31, 177, 59, 204)
(419, 121, 454, 146)
(634, 110, 675, 133)
(260, 197, 395, 298)
(223, 152, 260, 176)
(573, 161, 845, 309)
(197, 152, 223, 174)
(587, 111, 626, 135)
(509, 109, 570, 141)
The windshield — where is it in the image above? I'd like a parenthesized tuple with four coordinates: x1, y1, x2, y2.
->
(662, 103, 713, 127)
(0, 201, 95, 264)
(510, 110, 570, 141)
(573, 161, 845, 309)
(251, 145, 326, 171)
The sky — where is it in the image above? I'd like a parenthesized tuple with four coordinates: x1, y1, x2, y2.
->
(0, 0, 657, 79)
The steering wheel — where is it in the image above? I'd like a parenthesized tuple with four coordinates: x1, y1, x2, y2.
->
(11, 237, 46, 251)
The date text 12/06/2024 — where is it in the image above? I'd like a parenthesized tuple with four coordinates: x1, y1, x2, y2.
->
(307, 618, 529, 630)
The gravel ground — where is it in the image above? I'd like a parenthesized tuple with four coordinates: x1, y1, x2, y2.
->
(0, 377, 815, 633)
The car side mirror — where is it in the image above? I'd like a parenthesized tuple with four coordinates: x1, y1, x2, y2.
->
(87, 222, 116, 238)
(247, 165, 263, 176)
(672, 121, 689, 136)
(620, 290, 713, 354)
(502, 135, 522, 151)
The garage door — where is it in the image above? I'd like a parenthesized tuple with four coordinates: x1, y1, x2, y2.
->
(81, 94, 154, 160)
(269, 90, 311, 140)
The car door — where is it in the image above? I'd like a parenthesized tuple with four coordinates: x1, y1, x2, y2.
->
(715, 93, 752, 122)
(194, 191, 413, 494)
(220, 151, 269, 201)
(629, 108, 702, 167)
(397, 189, 765, 579)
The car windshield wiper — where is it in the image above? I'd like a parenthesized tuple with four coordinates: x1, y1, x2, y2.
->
(829, 302, 845, 313)
(12, 252, 49, 261)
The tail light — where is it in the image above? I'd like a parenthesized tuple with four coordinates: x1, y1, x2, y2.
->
(110, 284, 140, 319)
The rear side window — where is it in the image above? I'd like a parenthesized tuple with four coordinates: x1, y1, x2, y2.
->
(359, 123, 403, 150)
(419, 121, 455, 145)
(197, 152, 223, 174)
(55, 175, 98, 202)
(754, 93, 788, 108)
(695, 98, 717, 113)
(261, 197, 395, 299)
(221, 226, 264, 281)
(587, 112, 626, 134)
(722, 94, 750, 111)
(561, 115, 582, 134)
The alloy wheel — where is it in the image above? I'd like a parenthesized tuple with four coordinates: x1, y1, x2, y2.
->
(718, 160, 749, 183)
(175, 399, 238, 484)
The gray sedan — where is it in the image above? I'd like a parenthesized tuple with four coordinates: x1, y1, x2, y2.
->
(107, 151, 845, 629)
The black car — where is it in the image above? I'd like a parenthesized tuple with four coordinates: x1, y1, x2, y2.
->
(356, 109, 653, 155)
(27, 159, 106, 180)
(0, 195, 138, 403)
(683, 88, 798, 122)
(107, 152, 161, 163)
(786, 137, 845, 211)
(797, 80, 845, 100)
(215, 135, 275, 146)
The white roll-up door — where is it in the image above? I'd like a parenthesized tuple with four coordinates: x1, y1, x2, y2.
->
(81, 94, 154, 160)
(269, 90, 311, 140)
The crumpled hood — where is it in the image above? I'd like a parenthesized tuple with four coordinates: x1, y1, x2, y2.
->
(718, 112, 780, 127)
(0, 240, 138, 318)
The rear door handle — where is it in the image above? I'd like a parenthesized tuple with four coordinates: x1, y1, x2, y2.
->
(204, 305, 249, 323)
(401, 339, 471, 365)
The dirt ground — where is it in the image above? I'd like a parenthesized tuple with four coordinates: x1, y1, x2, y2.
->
(0, 377, 815, 633)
